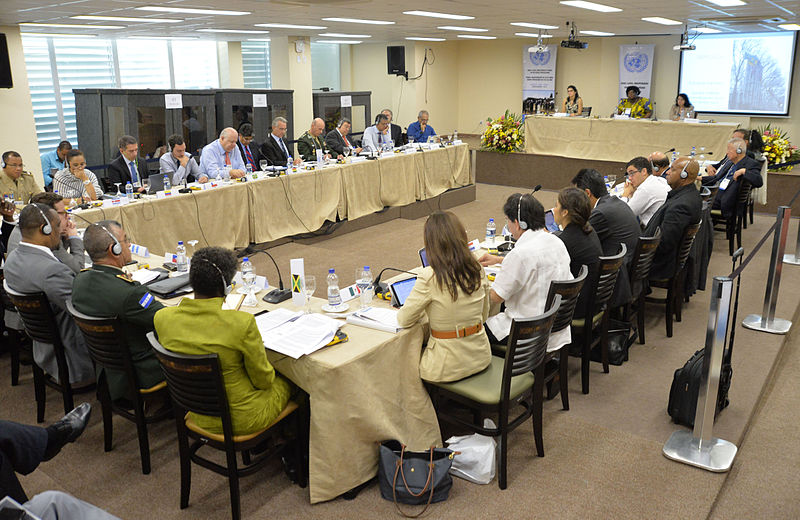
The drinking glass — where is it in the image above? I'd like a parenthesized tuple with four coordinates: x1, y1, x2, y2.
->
(142, 177, 150, 194)
(259, 159, 268, 172)
(113, 182, 122, 197)
(303, 275, 316, 314)
(606, 174, 617, 190)
(343, 146, 351, 159)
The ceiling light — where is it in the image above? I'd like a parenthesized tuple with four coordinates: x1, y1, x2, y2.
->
(559, 1, 622, 13)
(322, 17, 394, 25)
(318, 33, 371, 38)
(690, 27, 722, 33)
(198, 29, 269, 34)
(136, 6, 249, 16)
(71, 15, 182, 23)
(255, 23, 327, 29)
(21, 32, 97, 38)
(778, 23, 800, 30)
(437, 26, 487, 32)
(641, 17, 682, 25)
(704, 0, 746, 6)
(516, 32, 553, 38)
(580, 30, 615, 36)
(457, 34, 496, 39)
(128, 36, 198, 40)
(19, 22, 123, 29)
(510, 22, 559, 29)
(406, 37, 446, 41)
(315, 39, 362, 44)
(247, 38, 272, 41)
(402, 11, 474, 21)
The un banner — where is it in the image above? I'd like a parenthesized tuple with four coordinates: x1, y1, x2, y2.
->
(522, 44, 558, 101)
(618, 44, 655, 99)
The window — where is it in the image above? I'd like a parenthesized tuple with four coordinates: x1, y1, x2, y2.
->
(116, 39, 170, 89)
(172, 40, 219, 89)
(242, 40, 271, 88)
(311, 42, 340, 91)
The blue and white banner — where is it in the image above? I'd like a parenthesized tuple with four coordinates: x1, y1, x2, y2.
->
(522, 44, 558, 99)
(619, 44, 655, 98)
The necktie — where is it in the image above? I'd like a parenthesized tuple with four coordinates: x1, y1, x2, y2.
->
(378, 132, 383, 144)
(129, 161, 139, 183)
(343, 134, 350, 147)
(279, 138, 289, 159)
(224, 151, 231, 166)
(243, 145, 255, 167)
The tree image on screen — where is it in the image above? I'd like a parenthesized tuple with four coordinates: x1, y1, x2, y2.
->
(728, 40, 787, 113)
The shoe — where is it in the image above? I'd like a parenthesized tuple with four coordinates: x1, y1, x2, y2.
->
(281, 452, 298, 484)
(43, 403, 92, 460)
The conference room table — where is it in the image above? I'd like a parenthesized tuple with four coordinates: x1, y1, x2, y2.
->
(72, 143, 471, 257)
(523, 116, 738, 161)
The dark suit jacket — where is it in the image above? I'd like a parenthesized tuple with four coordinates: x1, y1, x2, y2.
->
(589, 195, 641, 307)
(260, 134, 291, 166)
(236, 140, 261, 171)
(645, 183, 703, 280)
(325, 129, 354, 156)
(389, 123, 405, 146)
(702, 155, 763, 218)
(556, 223, 602, 318)
(107, 154, 148, 187)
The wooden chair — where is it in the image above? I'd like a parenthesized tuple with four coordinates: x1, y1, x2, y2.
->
(711, 179, 751, 256)
(648, 221, 702, 337)
(67, 300, 170, 475)
(147, 333, 305, 520)
(569, 244, 626, 395)
(4, 281, 94, 422)
(624, 229, 662, 345)
(428, 296, 560, 489)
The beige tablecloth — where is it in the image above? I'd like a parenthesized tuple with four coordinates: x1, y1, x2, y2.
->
(524, 117, 738, 162)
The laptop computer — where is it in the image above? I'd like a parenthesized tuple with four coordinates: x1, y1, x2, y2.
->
(147, 173, 165, 194)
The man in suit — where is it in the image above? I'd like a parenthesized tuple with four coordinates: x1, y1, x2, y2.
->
(381, 108, 405, 146)
(236, 123, 261, 172)
(296, 118, 333, 162)
(72, 221, 165, 403)
(572, 168, 640, 307)
(325, 118, 362, 156)
(646, 157, 703, 280)
(702, 138, 763, 218)
(260, 116, 302, 167)
(362, 113, 391, 153)
(4, 204, 93, 384)
(107, 135, 147, 193)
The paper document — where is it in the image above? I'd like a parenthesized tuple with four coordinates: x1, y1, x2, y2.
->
(255, 308, 303, 335)
(346, 307, 403, 333)
(131, 268, 160, 285)
(259, 312, 340, 359)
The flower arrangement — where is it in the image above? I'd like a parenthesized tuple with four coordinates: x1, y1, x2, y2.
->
(481, 110, 524, 153)
(757, 124, 800, 172)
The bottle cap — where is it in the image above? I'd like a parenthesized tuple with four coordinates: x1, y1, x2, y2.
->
(329, 268, 335, 273)
(243, 257, 249, 262)
(178, 241, 183, 245)
(364, 266, 369, 270)
(489, 218, 494, 222)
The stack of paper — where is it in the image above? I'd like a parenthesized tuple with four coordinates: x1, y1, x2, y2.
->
(131, 268, 161, 285)
(346, 307, 403, 333)
(256, 310, 341, 359)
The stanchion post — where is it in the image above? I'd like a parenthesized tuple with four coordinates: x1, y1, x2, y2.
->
(743, 206, 792, 334)
(782, 210, 800, 264)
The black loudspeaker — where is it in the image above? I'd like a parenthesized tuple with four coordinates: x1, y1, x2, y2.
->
(387, 46, 406, 76)
(0, 34, 12, 89)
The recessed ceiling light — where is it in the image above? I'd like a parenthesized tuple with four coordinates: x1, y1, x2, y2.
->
(247, 38, 271, 41)
(322, 17, 394, 25)
(315, 39, 362, 44)
(21, 32, 97, 38)
(136, 6, 250, 16)
(19, 22, 123, 29)
(690, 27, 722, 33)
(559, 1, 622, 13)
(437, 26, 488, 32)
(510, 22, 559, 29)
(705, 0, 746, 6)
(127, 36, 198, 40)
(402, 11, 474, 20)
(515, 32, 554, 38)
(778, 23, 800, 30)
(318, 33, 371, 38)
(641, 17, 682, 25)
(198, 29, 269, 34)
(580, 30, 615, 36)
(71, 15, 182, 23)
(457, 34, 496, 39)
(406, 37, 446, 41)
(255, 23, 327, 29)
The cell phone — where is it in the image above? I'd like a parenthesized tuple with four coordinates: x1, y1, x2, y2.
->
(162, 262, 178, 272)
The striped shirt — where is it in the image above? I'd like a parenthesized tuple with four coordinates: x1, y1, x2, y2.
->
(53, 168, 104, 199)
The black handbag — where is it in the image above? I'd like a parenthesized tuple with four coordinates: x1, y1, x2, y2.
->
(378, 440, 455, 518)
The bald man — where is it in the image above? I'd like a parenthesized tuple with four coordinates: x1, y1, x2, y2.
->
(199, 127, 246, 179)
(649, 151, 670, 178)
(297, 118, 335, 162)
(644, 156, 703, 280)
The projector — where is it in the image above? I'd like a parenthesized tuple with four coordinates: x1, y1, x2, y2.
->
(528, 44, 547, 53)
(561, 39, 588, 49)
(673, 43, 696, 51)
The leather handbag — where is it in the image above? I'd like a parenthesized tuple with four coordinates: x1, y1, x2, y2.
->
(378, 440, 455, 518)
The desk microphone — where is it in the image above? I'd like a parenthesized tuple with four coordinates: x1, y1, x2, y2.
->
(243, 248, 292, 303)
(664, 147, 675, 154)
(373, 266, 417, 296)
(531, 184, 542, 194)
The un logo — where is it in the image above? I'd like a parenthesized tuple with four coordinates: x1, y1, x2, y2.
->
(529, 50, 551, 66)
(624, 52, 648, 73)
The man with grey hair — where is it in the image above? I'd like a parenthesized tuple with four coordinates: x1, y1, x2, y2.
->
(297, 117, 334, 162)
(107, 135, 148, 193)
(260, 116, 302, 167)
(702, 137, 763, 218)
(381, 108, 404, 146)
(407, 109, 436, 143)
(199, 127, 246, 179)
(362, 113, 391, 153)
(71, 220, 165, 402)
(325, 118, 362, 156)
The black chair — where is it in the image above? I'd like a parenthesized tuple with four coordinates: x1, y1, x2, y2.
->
(624, 229, 662, 345)
(711, 179, 751, 256)
(746, 159, 767, 227)
(1, 271, 32, 387)
(648, 221, 702, 337)
(569, 244, 626, 395)
(581, 106, 592, 117)
(428, 296, 560, 489)
(4, 281, 94, 422)
(147, 333, 305, 520)
(67, 301, 170, 475)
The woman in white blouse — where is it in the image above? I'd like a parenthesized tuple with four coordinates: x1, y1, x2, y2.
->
(53, 149, 103, 205)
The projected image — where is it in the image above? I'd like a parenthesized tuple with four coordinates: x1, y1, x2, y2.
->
(728, 40, 786, 112)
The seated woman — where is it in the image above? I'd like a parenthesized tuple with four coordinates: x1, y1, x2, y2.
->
(616, 85, 652, 119)
(52, 149, 103, 204)
(397, 211, 491, 383)
(669, 93, 695, 121)
(154, 246, 292, 435)
(553, 187, 602, 318)
(561, 85, 584, 117)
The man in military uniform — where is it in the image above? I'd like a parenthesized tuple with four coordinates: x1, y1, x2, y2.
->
(1, 151, 42, 203)
(71, 220, 165, 403)
(296, 117, 337, 162)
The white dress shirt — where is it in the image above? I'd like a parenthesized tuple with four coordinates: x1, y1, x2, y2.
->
(621, 174, 671, 226)
(361, 125, 388, 153)
(159, 152, 202, 185)
(487, 228, 573, 352)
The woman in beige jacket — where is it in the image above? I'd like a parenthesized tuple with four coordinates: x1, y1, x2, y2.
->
(397, 211, 491, 382)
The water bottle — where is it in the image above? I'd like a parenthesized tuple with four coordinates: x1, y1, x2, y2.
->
(453, 130, 458, 141)
(690, 146, 696, 157)
(176, 241, 187, 272)
(672, 150, 678, 163)
(486, 218, 496, 246)
(241, 257, 255, 293)
(327, 268, 342, 308)
(246, 163, 253, 174)
(286, 157, 293, 173)
(163, 174, 171, 192)
(125, 181, 133, 200)
(357, 266, 373, 309)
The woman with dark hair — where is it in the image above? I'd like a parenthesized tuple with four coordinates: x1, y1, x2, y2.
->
(52, 149, 103, 204)
(561, 85, 584, 116)
(616, 85, 652, 118)
(154, 246, 292, 435)
(397, 211, 491, 382)
(669, 93, 695, 120)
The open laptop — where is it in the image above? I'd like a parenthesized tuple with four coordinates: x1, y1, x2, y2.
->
(147, 173, 165, 194)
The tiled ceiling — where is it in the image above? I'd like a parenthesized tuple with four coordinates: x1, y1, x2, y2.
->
(1, 0, 798, 41)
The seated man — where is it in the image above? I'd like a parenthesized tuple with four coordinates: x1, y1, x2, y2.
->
(325, 118, 362, 156)
(702, 138, 763, 218)
(620, 156, 670, 227)
(7, 192, 85, 274)
(645, 157, 703, 280)
(236, 123, 261, 172)
(39, 140, 72, 190)
(1, 151, 41, 203)
(381, 108, 405, 145)
(159, 134, 206, 186)
(572, 168, 640, 307)
(649, 151, 670, 178)
(199, 127, 246, 180)
(4, 204, 93, 384)
(362, 113, 391, 153)
(478, 193, 572, 350)
(72, 221, 165, 403)
(407, 110, 436, 143)
(107, 135, 147, 193)
(297, 118, 334, 162)
(260, 116, 301, 167)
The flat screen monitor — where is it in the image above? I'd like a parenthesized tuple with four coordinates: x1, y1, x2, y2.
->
(0, 34, 12, 89)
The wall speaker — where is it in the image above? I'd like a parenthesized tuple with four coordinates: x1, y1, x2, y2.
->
(387, 46, 406, 76)
(0, 34, 12, 89)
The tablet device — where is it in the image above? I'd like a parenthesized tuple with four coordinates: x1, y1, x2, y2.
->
(418, 247, 428, 268)
(545, 210, 560, 233)
(389, 277, 417, 307)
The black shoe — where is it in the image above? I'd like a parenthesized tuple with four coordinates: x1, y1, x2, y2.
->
(281, 452, 298, 484)
(43, 402, 92, 461)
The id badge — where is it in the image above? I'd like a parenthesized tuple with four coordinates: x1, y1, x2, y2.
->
(719, 178, 730, 190)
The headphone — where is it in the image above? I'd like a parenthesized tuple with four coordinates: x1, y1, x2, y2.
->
(93, 223, 123, 256)
(517, 194, 529, 230)
(195, 257, 232, 296)
(678, 160, 690, 179)
(736, 145, 743, 154)
(32, 204, 52, 235)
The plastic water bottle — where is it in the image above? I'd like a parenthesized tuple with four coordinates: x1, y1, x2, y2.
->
(486, 218, 496, 246)
(453, 130, 458, 141)
(286, 157, 293, 173)
(241, 257, 255, 293)
(246, 163, 253, 174)
(176, 241, 187, 272)
(327, 268, 342, 308)
(163, 174, 171, 192)
(357, 266, 373, 309)
(672, 150, 678, 163)
(125, 181, 133, 200)
(690, 146, 696, 157)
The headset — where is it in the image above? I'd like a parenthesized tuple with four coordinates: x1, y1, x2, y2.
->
(32, 204, 52, 235)
(517, 194, 529, 230)
(736, 145, 743, 155)
(195, 257, 232, 296)
(678, 160, 690, 179)
(93, 223, 123, 256)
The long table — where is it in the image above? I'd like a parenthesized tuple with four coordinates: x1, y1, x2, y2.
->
(75, 144, 471, 256)
(524, 116, 738, 161)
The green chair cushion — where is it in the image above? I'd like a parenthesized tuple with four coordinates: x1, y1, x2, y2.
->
(570, 310, 605, 329)
(710, 209, 723, 217)
(432, 356, 535, 405)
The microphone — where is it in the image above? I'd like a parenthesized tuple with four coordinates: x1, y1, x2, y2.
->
(664, 147, 675, 153)
(242, 248, 292, 303)
(373, 266, 417, 296)
(531, 184, 542, 194)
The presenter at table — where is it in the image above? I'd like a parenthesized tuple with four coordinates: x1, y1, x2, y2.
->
(615, 86, 652, 119)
